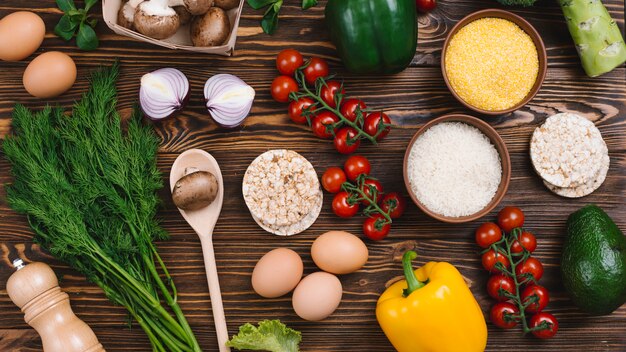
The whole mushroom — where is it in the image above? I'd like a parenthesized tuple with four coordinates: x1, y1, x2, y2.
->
(117, 0, 144, 30)
(134, 0, 181, 39)
(169, 0, 214, 15)
(213, 0, 239, 10)
(173, 6, 193, 25)
(172, 168, 219, 211)
(190, 7, 230, 47)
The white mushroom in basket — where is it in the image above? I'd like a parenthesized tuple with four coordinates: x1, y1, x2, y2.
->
(190, 7, 230, 47)
(117, 0, 144, 30)
(134, 0, 181, 39)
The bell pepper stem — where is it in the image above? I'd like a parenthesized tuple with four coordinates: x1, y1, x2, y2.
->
(402, 251, 426, 297)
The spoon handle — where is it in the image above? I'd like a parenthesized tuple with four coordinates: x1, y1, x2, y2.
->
(199, 236, 231, 352)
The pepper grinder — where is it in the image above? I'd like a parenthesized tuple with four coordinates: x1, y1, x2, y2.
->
(6, 259, 105, 352)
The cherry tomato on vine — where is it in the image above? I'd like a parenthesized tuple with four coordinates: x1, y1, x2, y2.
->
(344, 155, 371, 181)
(497, 206, 525, 232)
(363, 215, 390, 241)
(416, 0, 436, 13)
(363, 112, 391, 141)
(482, 249, 510, 273)
(361, 179, 384, 205)
(380, 192, 406, 219)
(340, 99, 367, 122)
(288, 97, 315, 124)
(271, 76, 298, 103)
(276, 49, 303, 76)
(311, 111, 339, 139)
(475, 222, 502, 248)
(521, 284, 549, 313)
(332, 191, 359, 218)
(511, 231, 537, 254)
(490, 302, 519, 329)
(322, 167, 346, 194)
(320, 81, 344, 108)
(303, 57, 329, 85)
(529, 312, 558, 339)
(487, 274, 515, 301)
(334, 127, 361, 154)
(515, 257, 544, 283)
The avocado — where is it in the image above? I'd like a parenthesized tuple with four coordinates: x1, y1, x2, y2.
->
(561, 204, 626, 315)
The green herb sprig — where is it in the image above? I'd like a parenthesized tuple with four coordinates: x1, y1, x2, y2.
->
(247, 0, 316, 35)
(54, 0, 100, 50)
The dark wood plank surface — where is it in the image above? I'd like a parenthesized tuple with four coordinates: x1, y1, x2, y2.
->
(1, 0, 625, 351)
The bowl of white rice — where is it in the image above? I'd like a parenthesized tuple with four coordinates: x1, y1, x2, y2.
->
(403, 114, 510, 223)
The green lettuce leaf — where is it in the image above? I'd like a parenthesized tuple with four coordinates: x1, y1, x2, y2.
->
(226, 320, 301, 352)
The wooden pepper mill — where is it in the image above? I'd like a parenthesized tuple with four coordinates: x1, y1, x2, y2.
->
(6, 259, 105, 352)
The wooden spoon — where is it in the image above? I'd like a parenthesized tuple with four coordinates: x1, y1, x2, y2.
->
(170, 149, 230, 352)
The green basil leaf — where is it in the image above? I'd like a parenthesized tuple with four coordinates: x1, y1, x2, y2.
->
(56, 0, 76, 12)
(261, 6, 279, 35)
(88, 18, 98, 28)
(69, 13, 83, 25)
(301, 0, 317, 10)
(68, 9, 82, 17)
(247, 0, 276, 10)
(76, 22, 99, 51)
(54, 14, 77, 40)
(85, 0, 100, 11)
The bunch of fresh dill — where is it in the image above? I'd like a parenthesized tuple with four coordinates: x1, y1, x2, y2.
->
(3, 63, 200, 352)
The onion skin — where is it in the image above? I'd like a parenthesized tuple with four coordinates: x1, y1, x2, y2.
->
(204, 74, 255, 128)
(140, 68, 190, 121)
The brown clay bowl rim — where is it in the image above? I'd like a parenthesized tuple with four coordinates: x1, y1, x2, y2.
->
(402, 114, 511, 223)
(441, 9, 547, 116)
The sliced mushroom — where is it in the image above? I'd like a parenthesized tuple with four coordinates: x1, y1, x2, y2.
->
(172, 169, 219, 211)
(134, 0, 180, 39)
(213, 0, 239, 11)
(173, 6, 193, 25)
(169, 0, 214, 15)
(190, 7, 230, 47)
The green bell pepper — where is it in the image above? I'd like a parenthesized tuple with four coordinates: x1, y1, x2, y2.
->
(325, 0, 417, 74)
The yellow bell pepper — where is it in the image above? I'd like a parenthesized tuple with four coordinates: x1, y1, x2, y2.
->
(376, 251, 487, 352)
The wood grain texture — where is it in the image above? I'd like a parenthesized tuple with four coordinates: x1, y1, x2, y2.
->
(0, 0, 625, 351)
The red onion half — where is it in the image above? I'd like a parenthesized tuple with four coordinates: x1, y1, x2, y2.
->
(140, 68, 190, 121)
(204, 74, 255, 128)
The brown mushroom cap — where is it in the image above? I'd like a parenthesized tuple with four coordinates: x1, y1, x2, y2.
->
(172, 170, 219, 211)
(117, 1, 136, 30)
(134, 3, 181, 39)
(213, 0, 239, 11)
(173, 6, 193, 25)
(190, 7, 230, 47)
(184, 0, 214, 15)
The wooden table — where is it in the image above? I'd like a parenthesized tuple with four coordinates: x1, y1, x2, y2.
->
(1, 1, 625, 351)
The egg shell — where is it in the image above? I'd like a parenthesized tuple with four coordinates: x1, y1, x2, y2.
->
(23, 52, 77, 98)
(0, 11, 45, 61)
(292, 271, 342, 321)
(252, 248, 303, 298)
(311, 231, 368, 275)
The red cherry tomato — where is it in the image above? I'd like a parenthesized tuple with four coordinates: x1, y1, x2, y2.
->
(288, 97, 315, 124)
(521, 284, 549, 313)
(322, 167, 346, 193)
(271, 75, 298, 103)
(311, 111, 339, 139)
(497, 206, 525, 233)
(490, 302, 519, 329)
(515, 257, 544, 284)
(361, 178, 384, 205)
(320, 81, 345, 108)
(482, 249, 510, 273)
(340, 99, 367, 122)
(511, 231, 537, 254)
(363, 215, 390, 241)
(475, 222, 502, 248)
(380, 192, 407, 219)
(276, 49, 303, 76)
(303, 57, 329, 85)
(487, 274, 515, 301)
(334, 127, 361, 154)
(363, 112, 391, 141)
(529, 312, 558, 339)
(332, 191, 359, 218)
(415, 0, 436, 13)
(344, 155, 371, 181)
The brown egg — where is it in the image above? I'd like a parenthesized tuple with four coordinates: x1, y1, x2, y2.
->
(23, 52, 77, 98)
(251, 248, 303, 298)
(0, 11, 46, 61)
(311, 231, 368, 275)
(292, 272, 342, 321)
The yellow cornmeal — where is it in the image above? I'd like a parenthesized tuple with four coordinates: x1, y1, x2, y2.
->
(445, 17, 539, 111)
